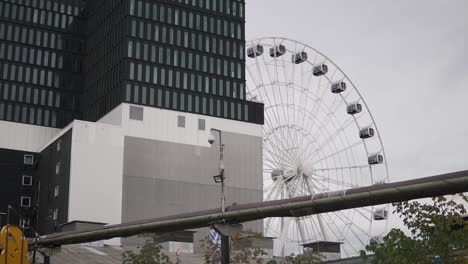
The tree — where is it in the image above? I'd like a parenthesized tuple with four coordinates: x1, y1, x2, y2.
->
(200, 230, 268, 264)
(122, 233, 172, 264)
(366, 194, 468, 264)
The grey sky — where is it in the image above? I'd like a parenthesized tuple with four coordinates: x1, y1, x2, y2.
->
(246, 0, 468, 182)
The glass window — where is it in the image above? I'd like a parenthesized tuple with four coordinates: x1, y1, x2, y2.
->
(223, 101, 228, 118)
(128, 40, 133, 57)
(142, 86, 147, 104)
(209, 98, 213, 115)
(188, 94, 192, 111)
(154, 25, 159, 41)
(161, 68, 165, 85)
(146, 23, 152, 40)
(153, 66, 158, 84)
(202, 97, 207, 114)
(195, 95, 199, 113)
(138, 21, 144, 38)
(137, 64, 142, 81)
(233, 82, 238, 98)
(180, 93, 185, 111)
(230, 102, 235, 119)
(181, 11, 186, 27)
(137, 0, 142, 17)
(129, 0, 135, 15)
(172, 91, 177, 109)
(174, 10, 179, 25)
(151, 45, 156, 62)
(157, 89, 162, 107)
(175, 71, 180, 88)
(133, 85, 139, 103)
(143, 43, 148, 59)
(145, 2, 150, 18)
(160, 5, 165, 21)
(129, 62, 135, 80)
(145, 65, 150, 82)
(152, 3, 158, 20)
(165, 90, 170, 108)
(189, 12, 193, 28)
(168, 69, 173, 87)
(131, 20, 137, 36)
(149, 88, 155, 105)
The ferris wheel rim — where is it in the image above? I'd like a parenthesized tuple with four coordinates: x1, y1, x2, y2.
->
(246, 37, 391, 257)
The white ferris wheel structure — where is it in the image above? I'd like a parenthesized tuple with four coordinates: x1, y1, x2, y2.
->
(245, 37, 390, 257)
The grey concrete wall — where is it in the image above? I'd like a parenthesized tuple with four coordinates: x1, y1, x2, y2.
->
(121, 132, 263, 249)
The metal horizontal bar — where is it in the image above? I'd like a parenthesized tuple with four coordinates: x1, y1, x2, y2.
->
(32, 170, 468, 247)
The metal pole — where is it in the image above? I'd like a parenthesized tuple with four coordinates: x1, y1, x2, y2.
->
(5, 206, 10, 264)
(221, 234, 230, 264)
(211, 128, 228, 263)
(0, 212, 5, 229)
(220, 143, 225, 214)
(32, 170, 468, 247)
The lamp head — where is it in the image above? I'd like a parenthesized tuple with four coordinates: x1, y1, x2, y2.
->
(208, 133, 216, 145)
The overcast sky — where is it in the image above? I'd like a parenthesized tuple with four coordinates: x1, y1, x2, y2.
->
(246, 0, 468, 182)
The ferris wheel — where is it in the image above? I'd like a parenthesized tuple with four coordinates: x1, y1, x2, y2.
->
(245, 37, 390, 258)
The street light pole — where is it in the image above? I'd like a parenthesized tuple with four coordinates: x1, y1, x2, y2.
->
(209, 128, 229, 264)
(210, 128, 226, 214)
(0, 212, 5, 228)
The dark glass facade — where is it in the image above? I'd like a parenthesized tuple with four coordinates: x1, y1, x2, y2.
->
(0, 0, 85, 128)
(1, 0, 264, 127)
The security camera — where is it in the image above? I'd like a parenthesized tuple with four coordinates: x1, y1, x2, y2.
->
(208, 134, 216, 145)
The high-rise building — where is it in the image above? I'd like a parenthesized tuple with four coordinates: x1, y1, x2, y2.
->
(0, 0, 264, 250)
(0, 0, 85, 128)
(0, 0, 263, 127)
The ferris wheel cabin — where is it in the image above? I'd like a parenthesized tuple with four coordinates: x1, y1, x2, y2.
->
(347, 103, 362, 115)
(331, 81, 347, 93)
(292, 51, 308, 64)
(368, 154, 384, 165)
(359, 127, 375, 139)
(269, 45, 286, 57)
(313, 63, 328, 76)
(247, 45, 264, 58)
(271, 169, 283, 181)
(369, 236, 384, 246)
(373, 208, 389, 220)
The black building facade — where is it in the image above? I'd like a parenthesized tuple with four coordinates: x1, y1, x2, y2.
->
(0, 0, 85, 128)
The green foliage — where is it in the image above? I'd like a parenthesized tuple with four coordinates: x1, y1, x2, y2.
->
(122, 233, 172, 264)
(366, 194, 468, 264)
(200, 230, 267, 264)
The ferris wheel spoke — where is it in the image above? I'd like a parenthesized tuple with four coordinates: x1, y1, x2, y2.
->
(264, 138, 298, 167)
(311, 140, 363, 164)
(302, 180, 330, 241)
(311, 114, 365, 158)
(294, 217, 308, 243)
(309, 174, 359, 189)
(332, 211, 369, 249)
(260, 55, 293, 141)
(314, 164, 370, 173)
(322, 212, 363, 254)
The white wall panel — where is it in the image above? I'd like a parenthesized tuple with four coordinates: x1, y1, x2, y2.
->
(0, 120, 60, 152)
(120, 104, 262, 148)
(68, 121, 124, 245)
